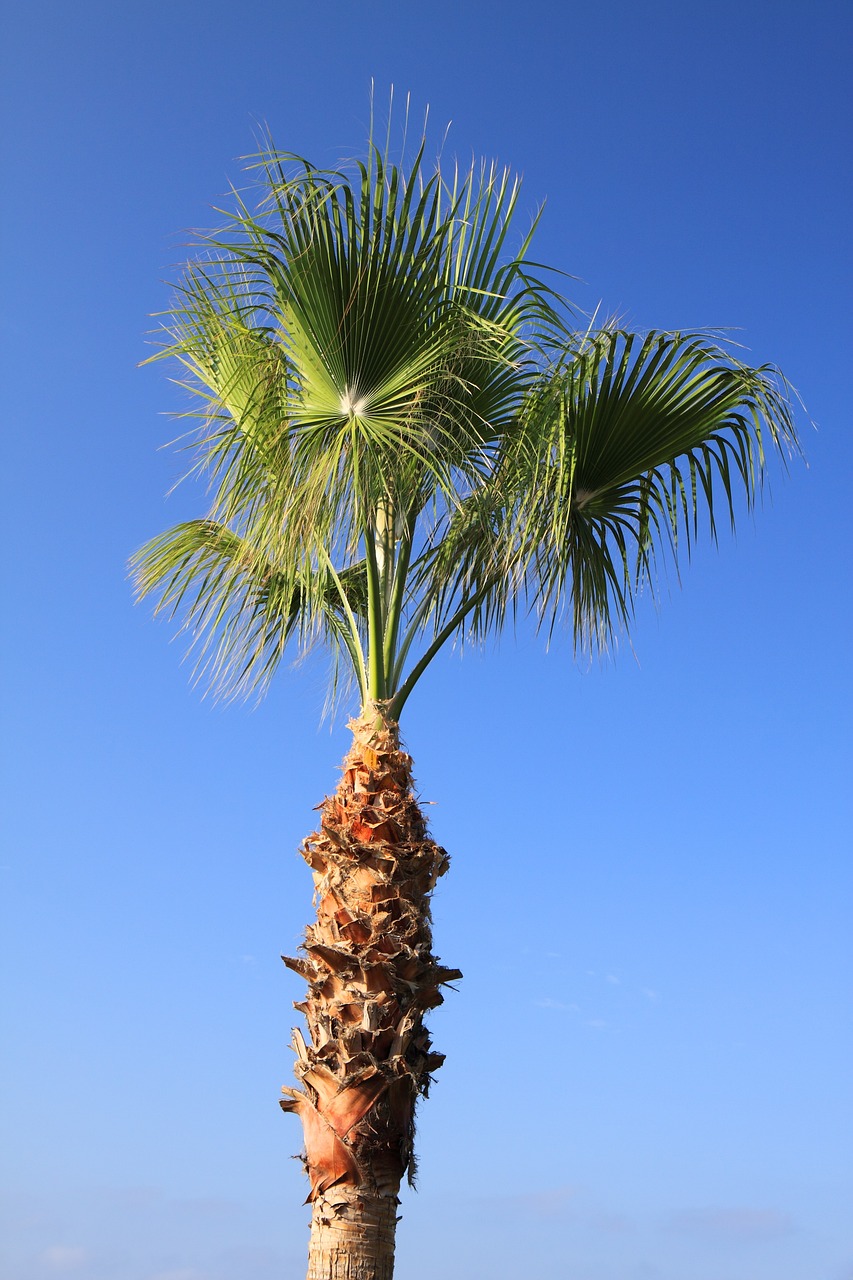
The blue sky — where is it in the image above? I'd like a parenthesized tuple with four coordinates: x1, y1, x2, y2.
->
(1, 2, 851, 1278)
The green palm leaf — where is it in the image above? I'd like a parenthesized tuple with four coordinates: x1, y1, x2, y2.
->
(520, 329, 798, 649)
(132, 519, 368, 700)
(397, 329, 798, 690)
(134, 123, 800, 718)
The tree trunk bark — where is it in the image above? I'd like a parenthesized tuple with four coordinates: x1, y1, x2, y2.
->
(282, 711, 460, 1280)
(306, 1186, 397, 1280)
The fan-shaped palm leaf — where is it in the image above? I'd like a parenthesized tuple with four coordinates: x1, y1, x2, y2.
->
(135, 134, 799, 717)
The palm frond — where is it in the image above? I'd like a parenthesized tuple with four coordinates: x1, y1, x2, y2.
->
(132, 518, 369, 701)
(518, 329, 800, 649)
(214, 143, 552, 518)
(136, 109, 800, 719)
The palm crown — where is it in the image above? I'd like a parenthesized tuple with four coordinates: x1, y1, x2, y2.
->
(133, 134, 798, 720)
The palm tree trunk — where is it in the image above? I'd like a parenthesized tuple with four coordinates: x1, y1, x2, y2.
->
(282, 711, 460, 1280)
(306, 1186, 397, 1280)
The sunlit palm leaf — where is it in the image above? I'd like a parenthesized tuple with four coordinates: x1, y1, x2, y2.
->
(132, 519, 368, 699)
(135, 118, 800, 719)
(406, 330, 797, 663)
(522, 329, 799, 648)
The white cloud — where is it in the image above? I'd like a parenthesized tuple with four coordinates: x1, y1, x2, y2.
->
(40, 1246, 87, 1271)
(667, 1206, 794, 1240)
(147, 1269, 212, 1280)
(511, 1185, 578, 1220)
(591, 1210, 635, 1235)
(534, 997, 578, 1011)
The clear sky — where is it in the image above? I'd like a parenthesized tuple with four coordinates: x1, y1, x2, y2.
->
(1, 3, 851, 1279)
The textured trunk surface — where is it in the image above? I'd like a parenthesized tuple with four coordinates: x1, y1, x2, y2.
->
(306, 1186, 397, 1280)
(282, 712, 459, 1280)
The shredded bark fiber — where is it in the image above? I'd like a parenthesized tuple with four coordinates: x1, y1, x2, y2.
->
(281, 713, 460, 1210)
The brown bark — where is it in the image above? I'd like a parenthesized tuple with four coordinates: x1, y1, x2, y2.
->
(306, 1186, 397, 1280)
(282, 710, 459, 1280)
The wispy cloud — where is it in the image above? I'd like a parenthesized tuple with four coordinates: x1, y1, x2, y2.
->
(509, 1186, 579, 1220)
(147, 1269, 213, 1280)
(534, 997, 578, 1011)
(40, 1246, 87, 1271)
(591, 1210, 634, 1235)
(666, 1206, 794, 1240)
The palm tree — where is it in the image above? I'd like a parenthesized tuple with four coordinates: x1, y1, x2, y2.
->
(133, 121, 799, 1280)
